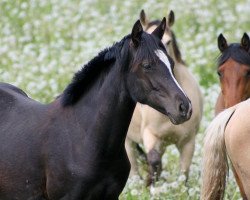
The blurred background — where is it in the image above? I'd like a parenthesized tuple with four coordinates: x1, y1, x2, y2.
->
(1, 0, 250, 199)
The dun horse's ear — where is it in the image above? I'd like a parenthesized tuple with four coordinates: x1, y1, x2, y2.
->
(131, 20, 143, 47)
(168, 10, 175, 27)
(152, 17, 166, 40)
(241, 33, 250, 52)
(218, 34, 228, 52)
(140, 9, 148, 27)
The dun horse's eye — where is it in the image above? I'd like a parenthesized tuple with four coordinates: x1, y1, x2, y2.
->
(166, 41, 171, 46)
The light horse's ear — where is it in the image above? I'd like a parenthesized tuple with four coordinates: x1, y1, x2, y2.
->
(131, 20, 143, 47)
(152, 17, 166, 40)
(168, 10, 175, 27)
(218, 33, 228, 52)
(139, 9, 148, 27)
(241, 33, 250, 52)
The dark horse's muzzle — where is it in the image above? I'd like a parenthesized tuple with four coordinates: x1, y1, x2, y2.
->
(169, 97, 192, 125)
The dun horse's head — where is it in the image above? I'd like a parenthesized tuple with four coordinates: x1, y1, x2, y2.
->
(139, 10, 184, 64)
(126, 19, 192, 124)
(217, 33, 250, 108)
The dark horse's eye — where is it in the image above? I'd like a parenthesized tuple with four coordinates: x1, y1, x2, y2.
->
(142, 63, 151, 70)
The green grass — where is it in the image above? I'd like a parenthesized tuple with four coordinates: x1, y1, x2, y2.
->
(1, 0, 249, 199)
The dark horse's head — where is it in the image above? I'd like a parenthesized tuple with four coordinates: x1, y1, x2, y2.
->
(217, 33, 250, 108)
(62, 18, 192, 124)
(126, 18, 192, 124)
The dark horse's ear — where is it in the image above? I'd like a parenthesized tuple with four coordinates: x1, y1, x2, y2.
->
(168, 10, 175, 27)
(131, 20, 143, 47)
(140, 9, 148, 27)
(218, 33, 228, 52)
(241, 33, 250, 52)
(152, 17, 166, 40)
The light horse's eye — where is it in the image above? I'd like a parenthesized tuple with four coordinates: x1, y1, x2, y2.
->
(166, 40, 171, 46)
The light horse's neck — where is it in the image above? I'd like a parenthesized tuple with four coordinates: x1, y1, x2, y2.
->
(61, 39, 135, 158)
(167, 31, 185, 66)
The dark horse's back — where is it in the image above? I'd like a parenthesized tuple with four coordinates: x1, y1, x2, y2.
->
(0, 82, 46, 127)
(0, 82, 49, 199)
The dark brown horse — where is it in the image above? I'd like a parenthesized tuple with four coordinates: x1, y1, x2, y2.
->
(0, 18, 191, 200)
(126, 10, 203, 186)
(215, 33, 250, 115)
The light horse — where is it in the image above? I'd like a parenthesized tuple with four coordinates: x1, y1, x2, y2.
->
(201, 33, 250, 200)
(125, 10, 203, 185)
(0, 19, 192, 200)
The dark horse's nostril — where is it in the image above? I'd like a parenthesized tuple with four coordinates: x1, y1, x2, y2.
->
(179, 102, 187, 117)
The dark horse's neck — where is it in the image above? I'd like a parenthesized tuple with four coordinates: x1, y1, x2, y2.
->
(60, 37, 135, 159)
(74, 65, 134, 157)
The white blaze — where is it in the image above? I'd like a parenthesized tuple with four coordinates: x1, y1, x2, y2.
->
(155, 49, 188, 98)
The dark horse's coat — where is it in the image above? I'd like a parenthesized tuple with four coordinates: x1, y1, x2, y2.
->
(0, 19, 191, 200)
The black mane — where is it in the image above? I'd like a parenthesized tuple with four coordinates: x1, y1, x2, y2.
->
(61, 35, 131, 107)
(218, 43, 250, 67)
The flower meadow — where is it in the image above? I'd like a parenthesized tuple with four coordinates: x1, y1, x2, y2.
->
(1, 0, 250, 199)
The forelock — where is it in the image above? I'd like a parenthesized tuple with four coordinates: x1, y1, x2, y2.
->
(218, 43, 250, 67)
(133, 33, 163, 63)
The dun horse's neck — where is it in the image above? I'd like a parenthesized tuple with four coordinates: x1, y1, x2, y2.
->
(167, 32, 185, 66)
(73, 61, 135, 158)
(168, 43, 181, 66)
(168, 44, 177, 63)
(168, 45, 182, 76)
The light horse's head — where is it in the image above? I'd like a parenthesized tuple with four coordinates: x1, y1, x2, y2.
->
(139, 10, 185, 65)
(127, 19, 192, 124)
(217, 33, 250, 108)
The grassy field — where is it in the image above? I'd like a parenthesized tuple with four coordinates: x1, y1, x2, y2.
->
(1, 0, 250, 199)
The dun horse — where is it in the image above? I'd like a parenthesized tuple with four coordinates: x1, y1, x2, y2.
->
(125, 10, 203, 185)
(201, 33, 250, 200)
(0, 19, 192, 200)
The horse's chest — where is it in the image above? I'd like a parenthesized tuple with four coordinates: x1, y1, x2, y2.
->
(47, 155, 130, 199)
